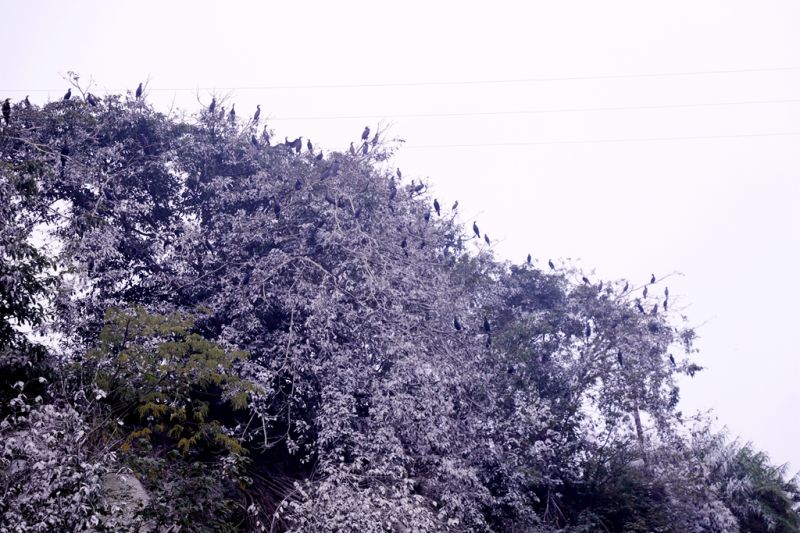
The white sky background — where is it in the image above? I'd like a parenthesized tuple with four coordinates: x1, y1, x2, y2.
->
(3, 1, 798, 472)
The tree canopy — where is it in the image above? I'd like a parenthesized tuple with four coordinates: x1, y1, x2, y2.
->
(1, 82, 798, 532)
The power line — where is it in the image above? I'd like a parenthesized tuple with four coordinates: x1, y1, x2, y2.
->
(3, 66, 800, 93)
(405, 131, 800, 149)
(268, 98, 800, 121)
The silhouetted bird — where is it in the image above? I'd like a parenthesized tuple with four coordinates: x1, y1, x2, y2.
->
(669, 354, 676, 366)
(452, 201, 458, 211)
(401, 237, 407, 249)
(397, 168, 402, 179)
(63, 88, 71, 101)
(473, 222, 480, 238)
(229, 105, 236, 123)
(251, 135, 259, 148)
(651, 304, 658, 315)
(135, 82, 143, 98)
(23, 95, 31, 108)
(548, 259, 555, 270)
(294, 179, 302, 191)
(253, 104, 261, 123)
(292, 137, 302, 154)
(60, 146, 70, 168)
(362, 126, 370, 141)
(315, 151, 323, 161)
(664, 287, 669, 298)
(424, 211, 430, 223)
(86, 93, 98, 107)
(433, 199, 440, 216)
(582, 276, 590, 285)
(349, 142, 356, 155)
(585, 324, 591, 338)
(527, 253, 532, 265)
(617, 350, 623, 366)
(361, 142, 368, 155)
(454, 317, 462, 331)
(663, 299, 668, 311)
(636, 301, 645, 314)
(643, 286, 648, 298)
(307, 139, 313, 153)
(599, 281, 603, 291)
(389, 187, 397, 200)
(622, 281, 629, 294)
(650, 273, 656, 284)
(413, 183, 425, 193)
(484, 234, 491, 245)
(209, 98, 216, 114)
(331, 160, 340, 175)
(483, 317, 491, 333)
(2, 99, 10, 125)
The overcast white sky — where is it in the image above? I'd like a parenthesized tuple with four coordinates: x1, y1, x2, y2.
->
(3, 1, 798, 472)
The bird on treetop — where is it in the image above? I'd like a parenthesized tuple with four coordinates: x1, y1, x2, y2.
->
(253, 104, 261, 123)
(652, 303, 658, 315)
(23, 95, 31, 108)
(362, 126, 370, 141)
(2, 99, 10, 125)
(349, 142, 356, 155)
(650, 273, 656, 284)
(585, 323, 591, 337)
(483, 317, 491, 333)
(229, 104, 236, 123)
(643, 286, 648, 298)
(452, 200, 458, 211)
(424, 211, 430, 223)
(669, 354, 676, 366)
(454, 317, 462, 331)
(617, 350, 623, 366)
(664, 286, 669, 298)
(433, 199, 440, 216)
(315, 151, 323, 161)
(473, 221, 480, 238)
(397, 168, 402, 179)
(251, 135, 259, 148)
(663, 299, 668, 311)
(371, 132, 379, 146)
(636, 301, 645, 314)
(622, 281, 629, 294)
(361, 142, 368, 155)
(86, 93, 98, 107)
(209, 97, 216, 114)
(63, 88, 72, 101)
(307, 139, 313, 153)
(582, 276, 590, 285)
(135, 82, 143, 98)
(294, 179, 302, 191)
(527, 253, 532, 265)
(548, 259, 555, 270)
(484, 234, 491, 245)
(293, 137, 302, 154)
(401, 237, 407, 249)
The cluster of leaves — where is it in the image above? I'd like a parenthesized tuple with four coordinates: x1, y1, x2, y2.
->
(0, 85, 798, 532)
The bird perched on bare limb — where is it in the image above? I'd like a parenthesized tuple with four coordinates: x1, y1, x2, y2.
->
(362, 126, 370, 141)
(650, 273, 656, 284)
(527, 254, 532, 265)
(86, 93, 98, 107)
(307, 139, 313, 154)
(2, 99, 10, 125)
(484, 234, 491, 245)
(63, 88, 72, 101)
(209, 98, 217, 114)
(473, 222, 480, 238)
(23, 95, 31, 108)
(349, 142, 356, 155)
(253, 104, 261, 124)
(229, 105, 236, 123)
(548, 259, 555, 270)
(135, 82, 143, 98)
(453, 317, 462, 331)
(433, 199, 440, 216)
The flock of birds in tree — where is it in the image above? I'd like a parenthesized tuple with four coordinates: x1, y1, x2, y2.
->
(3, 84, 680, 372)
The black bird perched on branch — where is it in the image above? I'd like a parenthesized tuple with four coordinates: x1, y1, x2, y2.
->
(622, 281, 629, 294)
(484, 234, 491, 245)
(669, 354, 676, 366)
(294, 179, 302, 191)
(371, 132, 379, 146)
(63, 88, 71, 101)
(23, 95, 31, 108)
(582, 276, 590, 285)
(643, 286, 648, 298)
(307, 139, 313, 153)
(401, 237, 407, 250)
(396, 168, 402, 179)
(135, 82, 143, 98)
(473, 222, 480, 238)
(652, 303, 658, 315)
(636, 300, 645, 314)
(60, 146, 70, 168)
(424, 211, 430, 223)
(209, 97, 216, 114)
(361, 126, 370, 141)
(361, 142, 368, 155)
(433, 199, 440, 216)
(664, 287, 669, 298)
(650, 273, 656, 284)
(663, 299, 668, 311)
(527, 253, 532, 265)
(2, 98, 10, 125)
(86, 93, 98, 107)
(617, 350, 624, 366)
(585, 323, 591, 338)
(454, 317, 462, 331)
(548, 259, 555, 270)
(251, 135, 259, 148)
(354, 206, 362, 219)
(483, 317, 491, 334)
(253, 104, 261, 124)
(349, 142, 356, 155)
(452, 201, 458, 211)
(294, 137, 302, 154)
(330, 160, 340, 176)
(229, 104, 236, 123)
(315, 151, 323, 161)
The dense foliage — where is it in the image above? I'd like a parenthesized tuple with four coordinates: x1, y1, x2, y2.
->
(1, 83, 798, 532)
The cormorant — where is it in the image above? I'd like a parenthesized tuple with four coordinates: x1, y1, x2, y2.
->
(63, 88, 72, 101)
(23, 95, 31, 108)
(371, 132, 379, 146)
(135, 82, 143, 98)
(397, 168, 402, 179)
(349, 142, 356, 155)
(253, 104, 261, 123)
(2, 99, 10, 125)
(209, 97, 216, 114)
(60, 146, 70, 167)
(361, 142, 368, 155)
(452, 201, 458, 211)
(484, 234, 491, 245)
(229, 104, 236, 123)
(483, 317, 491, 333)
(473, 221, 480, 238)
(527, 253, 532, 265)
(354, 206, 362, 219)
(86, 93, 98, 107)
(433, 199, 440, 216)
(389, 187, 397, 200)
(622, 281, 629, 294)
(325, 193, 336, 205)
(294, 179, 302, 191)
(664, 287, 669, 298)
(651, 303, 658, 315)
(454, 317, 462, 331)
(643, 286, 648, 298)
(650, 273, 656, 284)
(307, 139, 313, 153)
(617, 350, 623, 366)
(585, 323, 591, 338)
(251, 135, 259, 148)
(401, 237, 407, 249)
(361, 126, 370, 141)
(582, 276, 590, 285)
(669, 354, 676, 366)
(331, 160, 340, 175)
(663, 299, 668, 311)
(636, 301, 645, 314)
(315, 151, 323, 161)
(548, 259, 555, 270)
(424, 211, 430, 222)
